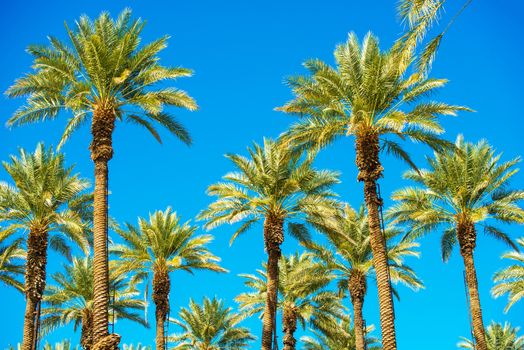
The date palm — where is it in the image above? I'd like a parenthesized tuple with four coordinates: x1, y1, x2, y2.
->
(492, 237, 524, 312)
(41, 257, 147, 350)
(0, 227, 25, 292)
(301, 315, 381, 350)
(168, 297, 255, 349)
(307, 204, 422, 350)
(236, 252, 343, 350)
(389, 136, 524, 350)
(112, 208, 226, 350)
(199, 138, 339, 350)
(6, 10, 197, 348)
(277, 26, 468, 349)
(0, 144, 91, 350)
(458, 322, 524, 350)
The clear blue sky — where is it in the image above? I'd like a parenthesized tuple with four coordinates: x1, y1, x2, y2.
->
(1, 1, 523, 349)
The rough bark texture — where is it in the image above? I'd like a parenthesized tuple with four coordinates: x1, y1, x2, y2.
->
(22, 228, 48, 350)
(91, 106, 118, 350)
(355, 130, 397, 350)
(282, 303, 298, 350)
(81, 310, 94, 350)
(349, 270, 367, 350)
(153, 265, 170, 350)
(261, 216, 284, 350)
(457, 218, 488, 350)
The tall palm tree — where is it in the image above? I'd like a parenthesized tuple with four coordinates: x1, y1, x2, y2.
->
(276, 27, 468, 349)
(458, 322, 524, 350)
(307, 204, 423, 350)
(236, 252, 343, 350)
(0, 227, 25, 292)
(199, 138, 339, 350)
(0, 144, 91, 350)
(492, 237, 524, 312)
(40, 257, 148, 350)
(112, 208, 226, 350)
(389, 136, 524, 350)
(169, 297, 255, 349)
(6, 10, 197, 348)
(301, 315, 381, 350)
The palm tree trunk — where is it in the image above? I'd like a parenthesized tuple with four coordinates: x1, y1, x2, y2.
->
(349, 271, 367, 350)
(153, 266, 171, 350)
(262, 216, 284, 350)
(81, 310, 94, 350)
(22, 228, 48, 350)
(282, 303, 297, 350)
(90, 106, 116, 349)
(355, 130, 397, 350)
(458, 221, 488, 350)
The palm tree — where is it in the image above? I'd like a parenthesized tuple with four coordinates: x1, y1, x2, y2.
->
(301, 315, 381, 350)
(276, 26, 468, 348)
(122, 344, 151, 350)
(199, 138, 339, 350)
(458, 322, 524, 350)
(307, 204, 423, 350)
(6, 10, 197, 348)
(40, 257, 147, 350)
(0, 144, 91, 350)
(236, 252, 343, 350)
(112, 208, 226, 350)
(0, 227, 25, 292)
(492, 237, 524, 312)
(168, 297, 255, 349)
(389, 136, 524, 350)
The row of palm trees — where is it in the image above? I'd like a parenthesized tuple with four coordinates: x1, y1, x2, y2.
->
(1, 1, 523, 349)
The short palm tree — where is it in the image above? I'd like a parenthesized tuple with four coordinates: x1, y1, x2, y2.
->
(0, 227, 25, 292)
(6, 10, 197, 347)
(236, 252, 343, 350)
(307, 204, 423, 350)
(276, 27, 468, 349)
(169, 297, 255, 349)
(199, 138, 339, 350)
(492, 237, 524, 312)
(0, 144, 91, 350)
(389, 136, 524, 350)
(122, 344, 151, 350)
(112, 208, 226, 350)
(458, 322, 524, 350)
(41, 257, 147, 350)
(301, 315, 381, 350)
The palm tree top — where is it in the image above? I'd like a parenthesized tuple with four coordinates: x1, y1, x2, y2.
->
(389, 135, 524, 260)
(458, 321, 524, 349)
(0, 143, 92, 256)
(113, 207, 227, 277)
(276, 30, 470, 169)
(0, 227, 25, 291)
(492, 237, 524, 312)
(169, 296, 255, 349)
(6, 8, 197, 148)
(198, 138, 340, 244)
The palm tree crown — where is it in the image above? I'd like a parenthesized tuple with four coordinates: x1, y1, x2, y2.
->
(0, 227, 25, 292)
(169, 297, 255, 349)
(492, 237, 524, 312)
(41, 257, 147, 350)
(6, 8, 197, 149)
(458, 322, 524, 350)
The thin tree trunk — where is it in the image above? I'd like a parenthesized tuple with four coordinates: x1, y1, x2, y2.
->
(458, 220, 487, 350)
(355, 131, 397, 350)
(282, 303, 297, 350)
(153, 266, 171, 350)
(261, 216, 284, 350)
(349, 271, 367, 350)
(22, 228, 48, 350)
(92, 159, 110, 342)
(81, 310, 94, 350)
(90, 106, 116, 349)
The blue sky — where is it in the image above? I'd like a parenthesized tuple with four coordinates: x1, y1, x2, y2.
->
(1, 0, 523, 349)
